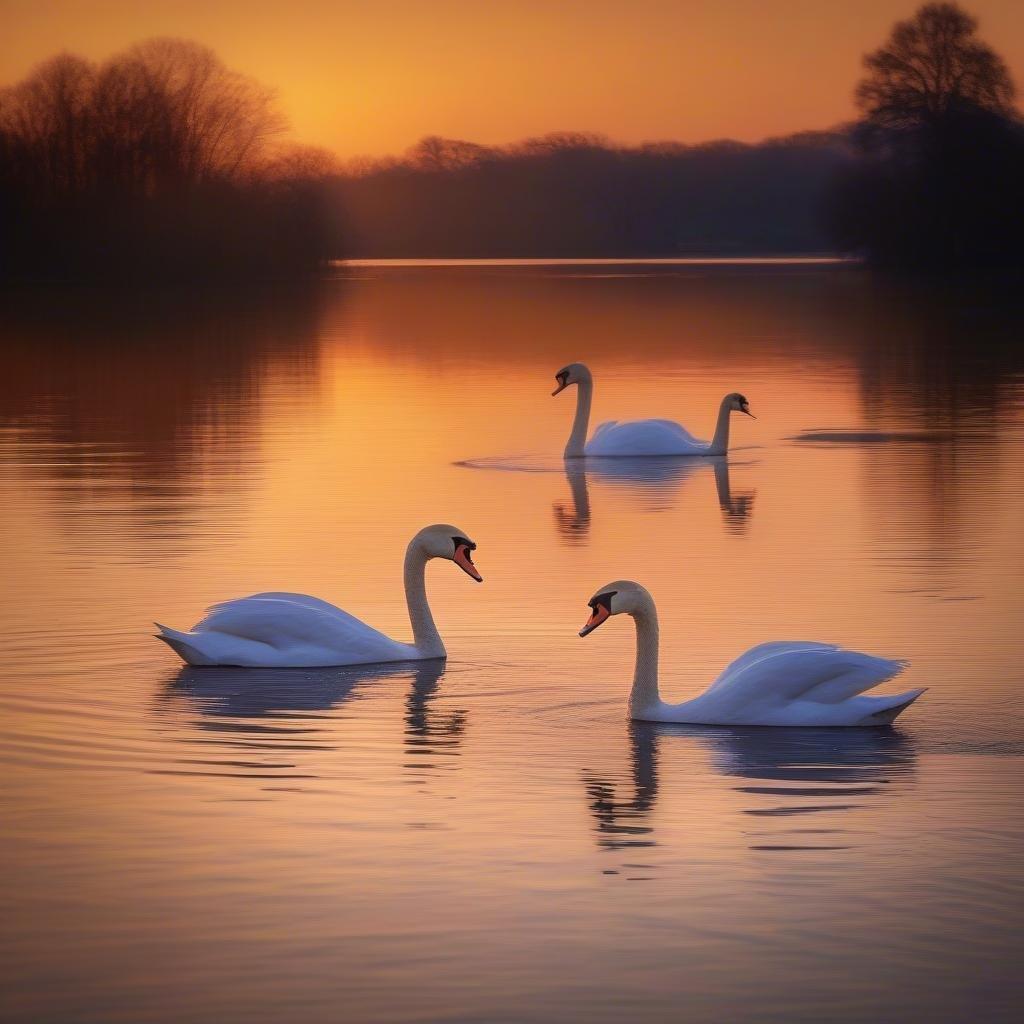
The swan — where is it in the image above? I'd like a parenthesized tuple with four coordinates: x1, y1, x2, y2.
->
(155, 524, 482, 668)
(552, 362, 754, 458)
(578, 581, 925, 726)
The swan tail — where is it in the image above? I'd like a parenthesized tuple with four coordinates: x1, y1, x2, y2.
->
(803, 654, 909, 703)
(153, 623, 218, 666)
(859, 687, 927, 725)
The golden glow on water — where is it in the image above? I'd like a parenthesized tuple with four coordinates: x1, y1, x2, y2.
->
(1, 266, 1023, 1022)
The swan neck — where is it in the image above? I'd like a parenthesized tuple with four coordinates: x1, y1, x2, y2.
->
(404, 542, 445, 658)
(564, 375, 593, 458)
(708, 396, 732, 456)
(629, 599, 660, 715)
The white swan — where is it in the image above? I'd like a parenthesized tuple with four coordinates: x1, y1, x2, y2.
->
(155, 524, 482, 668)
(552, 362, 754, 458)
(578, 581, 925, 726)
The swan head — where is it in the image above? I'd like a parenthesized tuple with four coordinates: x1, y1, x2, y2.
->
(579, 580, 650, 636)
(725, 392, 756, 418)
(413, 524, 483, 582)
(552, 362, 592, 396)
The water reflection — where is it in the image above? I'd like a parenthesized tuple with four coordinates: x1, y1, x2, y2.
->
(711, 457, 756, 535)
(846, 283, 1024, 580)
(164, 661, 395, 718)
(1, 266, 1022, 1024)
(554, 455, 754, 541)
(584, 722, 916, 856)
(582, 723, 659, 853)
(700, 724, 917, 850)
(855, 280, 1024, 434)
(404, 662, 468, 784)
(552, 460, 591, 541)
(157, 659, 463, 782)
(0, 285, 323, 553)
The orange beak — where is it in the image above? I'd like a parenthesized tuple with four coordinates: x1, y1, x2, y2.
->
(454, 544, 483, 582)
(579, 603, 610, 637)
(552, 374, 569, 396)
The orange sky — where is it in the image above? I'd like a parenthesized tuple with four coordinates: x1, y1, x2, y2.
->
(3, 0, 1023, 157)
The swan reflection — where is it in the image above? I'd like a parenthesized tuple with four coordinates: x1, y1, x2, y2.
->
(583, 722, 916, 856)
(552, 459, 592, 541)
(711, 457, 756, 535)
(165, 659, 446, 718)
(703, 725, 917, 850)
(581, 723, 659, 852)
(554, 455, 755, 541)
(696, 723, 916, 787)
(159, 659, 464, 780)
(404, 662, 468, 783)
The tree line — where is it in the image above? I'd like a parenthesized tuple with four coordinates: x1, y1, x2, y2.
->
(0, 39, 336, 280)
(333, 130, 848, 258)
(1, 3, 1021, 278)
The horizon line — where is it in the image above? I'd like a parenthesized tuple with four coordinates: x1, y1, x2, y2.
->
(337, 256, 856, 268)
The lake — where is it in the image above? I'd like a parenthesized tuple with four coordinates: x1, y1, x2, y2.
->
(1, 261, 1022, 1023)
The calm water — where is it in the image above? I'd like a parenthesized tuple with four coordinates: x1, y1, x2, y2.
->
(1, 263, 1023, 1023)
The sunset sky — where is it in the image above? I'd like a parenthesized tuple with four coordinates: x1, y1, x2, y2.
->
(4, 0, 1024, 157)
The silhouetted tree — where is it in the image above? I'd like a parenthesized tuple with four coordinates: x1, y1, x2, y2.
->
(89, 39, 286, 195)
(0, 39, 330, 281)
(407, 135, 494, 171)
(0, 55, 97, 199)
(830, 2, 1024, 270)
(856, 2, 1014, 132)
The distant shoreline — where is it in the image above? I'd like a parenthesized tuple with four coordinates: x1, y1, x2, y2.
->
(336, 256, 856, 268)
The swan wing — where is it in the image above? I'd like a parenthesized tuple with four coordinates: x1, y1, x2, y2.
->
(702, 641, 906, 707)
(169, 593, 412, 666)
(704, 641, 839, 695)
(635, 418, 704, 445)
(586, 419, 708, 456)
(232, 591, 354, 618)
(195, 593, 379, 642)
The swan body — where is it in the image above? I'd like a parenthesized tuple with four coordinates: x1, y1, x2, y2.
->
(579, 581, 924, 727)
(156, 525, 482, 668)
(586, 418, 709, 457)
(552, 362, 753, 458)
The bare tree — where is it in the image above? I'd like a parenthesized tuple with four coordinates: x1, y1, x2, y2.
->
(262, 144, 340, 183)
(0, 39, 330, 279)
(407, 136, 494, 171)
(0, 38, 288, 200)
(0, 54, 97, 198)
(513, 131, 610, 156)
(93, 39, 286, 192)
(856, 2, 1016, 130)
